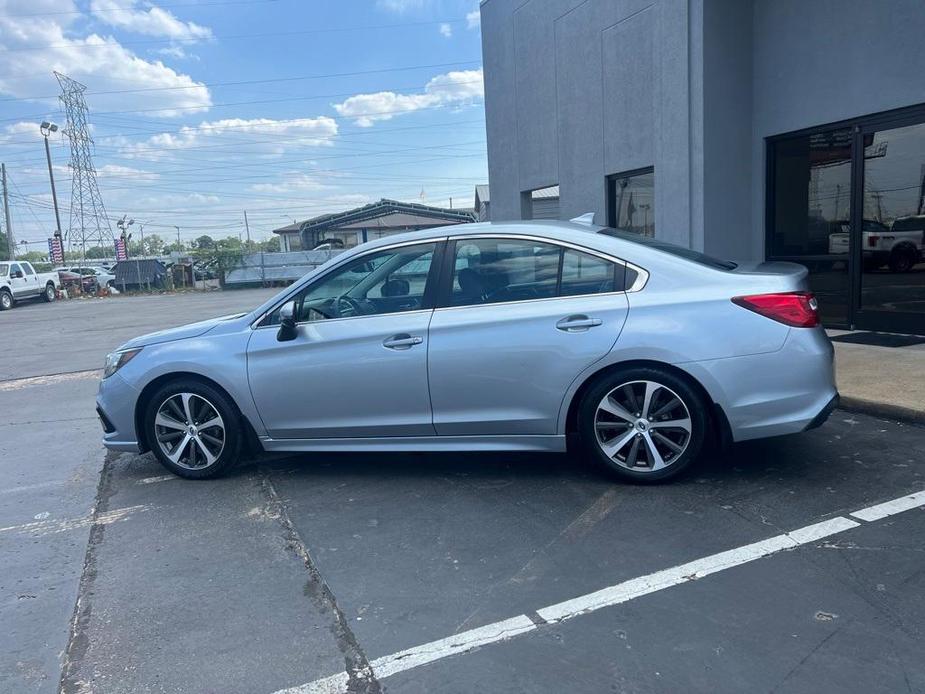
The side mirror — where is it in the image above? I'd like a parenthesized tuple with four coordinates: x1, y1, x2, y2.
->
(12, 271, 23, 279)
(276, 301, 298, 342)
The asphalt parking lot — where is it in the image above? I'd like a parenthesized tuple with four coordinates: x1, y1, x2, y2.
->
(1, 290, 924, 694)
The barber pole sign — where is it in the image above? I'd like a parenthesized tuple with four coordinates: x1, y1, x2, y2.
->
(48, 237, 64, 264)
(115, 237, 128, 261)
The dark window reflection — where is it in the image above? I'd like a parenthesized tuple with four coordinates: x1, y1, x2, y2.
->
(860, 123, 925, 316)
(769, 129, 852, 326)
(610, 168, 654, 237)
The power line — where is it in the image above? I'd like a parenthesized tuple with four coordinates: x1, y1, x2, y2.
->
(6, 0, 281, 18)
(1, 18, 474, 54)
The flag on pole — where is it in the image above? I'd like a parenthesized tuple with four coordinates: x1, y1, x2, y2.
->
(115, 237, 128, 261)
(48, 237, 64, 264)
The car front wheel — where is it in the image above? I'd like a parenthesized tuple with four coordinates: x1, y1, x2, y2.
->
(0, 290, 12, 311)
(144, 380, 243, 479)
(579, 367, 707, 483)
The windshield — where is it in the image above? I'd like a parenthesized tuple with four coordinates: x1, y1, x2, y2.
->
(598, 228, 738, 270)
(0, 263, 7, 277)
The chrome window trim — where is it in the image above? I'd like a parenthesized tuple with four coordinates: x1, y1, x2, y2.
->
(438, 233, 649, 311)
(251, 237, 445, 329)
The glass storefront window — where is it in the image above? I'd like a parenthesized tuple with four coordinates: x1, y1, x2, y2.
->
(860, 122, 925, 316)
(768, 128, 853, 326)
(609, 168, 654, 237)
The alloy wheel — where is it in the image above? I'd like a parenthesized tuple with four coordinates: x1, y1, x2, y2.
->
(594, 380, 692, 472)
(154, 392, 226, 470)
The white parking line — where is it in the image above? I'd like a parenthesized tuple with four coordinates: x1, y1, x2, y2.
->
(849, 489, 925, 522)
(136, 474, 177, 485)
(0, 505, 151, 537)
(273, 488, 925, 694)
(0, 369, 101, 392)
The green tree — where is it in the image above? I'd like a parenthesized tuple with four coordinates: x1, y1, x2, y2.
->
(259, 236, 280, 253)
(0, 228, 9, 261)
(144, 233, 165, 256)
(195, 235, 214, 250)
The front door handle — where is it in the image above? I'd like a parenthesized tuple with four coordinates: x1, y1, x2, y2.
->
(383, 333, 424, 350)
(556, 315, 603, 332)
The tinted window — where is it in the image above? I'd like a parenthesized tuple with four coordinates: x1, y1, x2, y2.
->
(560, 249, 617, 296)
(609, 168, 654, 237)
(598, 228, 737, 271)
(0, 264, 7, 277)
(267, 243, 436, 324)
(9, 263, 21, 276)
(449, 238, 559, 307)
(447, 239, 623, 307)
(21, 263, 34, 275)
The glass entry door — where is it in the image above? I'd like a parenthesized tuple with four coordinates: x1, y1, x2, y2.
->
(856, 122, 925, 333)
(768, 106, 925, 335)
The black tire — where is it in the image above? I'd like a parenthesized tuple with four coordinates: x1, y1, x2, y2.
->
(144, 379, 243, 479)
(42, 282, 56, 302)
(888, 245, 917, 273)
(577, 366, 708, 483)
(0, 289, 12, 311)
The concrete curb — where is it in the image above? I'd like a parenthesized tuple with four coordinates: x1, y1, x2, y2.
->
(838, 396, 925, 427)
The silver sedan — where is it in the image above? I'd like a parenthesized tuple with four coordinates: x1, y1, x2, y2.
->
(96, 220, 838, 482)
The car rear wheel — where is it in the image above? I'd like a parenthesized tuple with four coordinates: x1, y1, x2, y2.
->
(888, 245, 917, 273)
(0, 290, 12, 311)
(578, 367, 707, 483)
(42, 283, 56, 302)
(144, 380, 242, 479)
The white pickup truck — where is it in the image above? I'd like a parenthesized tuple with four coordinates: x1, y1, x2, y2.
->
(0, 260, 61, 310)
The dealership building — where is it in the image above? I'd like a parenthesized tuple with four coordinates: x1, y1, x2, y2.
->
(480, 0, 925, 334)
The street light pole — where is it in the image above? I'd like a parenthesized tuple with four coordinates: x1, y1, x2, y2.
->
(40, 122, 63, 256)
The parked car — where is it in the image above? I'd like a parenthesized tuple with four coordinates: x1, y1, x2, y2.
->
(828, 217, 924, 271)
(57, 269, 99, 295)
(63, 266, 116, 288)
(96, 220, 838, 482)
(0, 261, 61, 310)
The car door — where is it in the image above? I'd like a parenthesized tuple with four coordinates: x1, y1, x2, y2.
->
(247, 241, 442, 439)
(20, 262, 39, 296)
(427, 236, 630, 435)
(8, 264, 30, 298)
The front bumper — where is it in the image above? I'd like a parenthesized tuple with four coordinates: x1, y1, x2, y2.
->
(96, 372, 142, 453)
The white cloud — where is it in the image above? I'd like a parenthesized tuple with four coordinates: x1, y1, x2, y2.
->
(90, 0, 212, 40)
(376, 0, 427, 12)
(96, 164, 160, 180)
(466, 10, 480, 29)
(154, 45, 198, 61)
(332, 69, 484, 127)
(250, 173, 330, 194)
(439, 23, 452, 38)
(119, 116, 340, 159)
(0, 0, 211, 117)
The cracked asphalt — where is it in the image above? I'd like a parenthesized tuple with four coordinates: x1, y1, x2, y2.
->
(1, 289, 924, 693)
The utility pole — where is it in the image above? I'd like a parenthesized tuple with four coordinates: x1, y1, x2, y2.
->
(40, 122, 63, 252)
(2, 164, 14, 260)
(243, 210, 251, 245)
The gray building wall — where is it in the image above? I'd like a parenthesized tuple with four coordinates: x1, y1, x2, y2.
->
(482, 0, 925, 259)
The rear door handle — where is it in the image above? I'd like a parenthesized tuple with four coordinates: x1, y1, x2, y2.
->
(383, 333, 424, 350)
(556, 315, 603, 332)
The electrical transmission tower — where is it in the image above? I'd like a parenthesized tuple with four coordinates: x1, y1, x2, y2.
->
(55, 71, 113, 254)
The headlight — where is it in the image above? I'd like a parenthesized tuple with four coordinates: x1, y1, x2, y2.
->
(103, 348, 142, 378)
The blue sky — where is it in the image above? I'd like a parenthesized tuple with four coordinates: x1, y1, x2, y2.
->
(0, 0, 486, 249)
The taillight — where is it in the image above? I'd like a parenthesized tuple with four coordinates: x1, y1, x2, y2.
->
(731, 292, 819, 328)
(868, 235, 879, 247)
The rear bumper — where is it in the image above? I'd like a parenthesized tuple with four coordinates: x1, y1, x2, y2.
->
(680, 327, 838, 443)
(804, 392, 840, 432)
